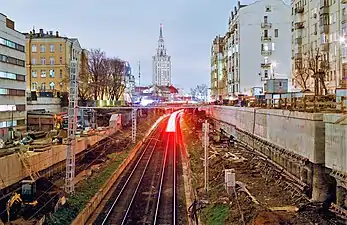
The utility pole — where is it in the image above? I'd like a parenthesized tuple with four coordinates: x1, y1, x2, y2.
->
(132, 108, 137, 143)
(138, 61, 141, 87)
(203, 120, 209, 194)
(65, 60, 78, 194)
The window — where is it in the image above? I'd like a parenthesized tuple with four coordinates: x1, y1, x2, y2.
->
(49, 57, 55, 65)
(264, 70, 269, 78)
(60, 44, 63, 52)
(49, 82, 55, 89)
(0, 37, 24, 52)
(40, 44, 45, 52)
(59, 69, 63, 78)
(265, 6, 271, 12)
(50, 44, 55, 52)
(279, 82, 282, 87)
(264, 30, 268, 37)
(0, 54, 25, 67)
(272, 43, 275, 50)
(275, 29, 278, 37)
(32, 82, 38, 90)
(41, 83, 46, 91)
(41, 57, 46, 65)
(32, 44, 37, 52)
(0, 88, 8, 95)
(0, 71, 16, 80)
(59, 56, 63, 64)
(49, 69, 55, 78)
(32, 58, 36, 64)
(41, 70, 46, 77)
(264, 16, 268, 23)
(32, 70, 37, 77)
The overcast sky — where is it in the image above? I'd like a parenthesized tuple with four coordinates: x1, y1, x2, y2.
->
(3, 0, 248, 91)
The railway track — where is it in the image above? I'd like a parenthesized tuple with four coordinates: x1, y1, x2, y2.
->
(93, 117, 180, 225)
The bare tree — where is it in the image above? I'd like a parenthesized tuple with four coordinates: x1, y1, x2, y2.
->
(78, 50, 92, 104)
(88, 49, 107, 100)
(191, 84, 208, 100)
(306, 47, 329, 95)
(293, 59, 310, 91)
(106, 58, 126, 101)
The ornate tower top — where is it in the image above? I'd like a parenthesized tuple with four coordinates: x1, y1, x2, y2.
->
(157, 23, 166, 56)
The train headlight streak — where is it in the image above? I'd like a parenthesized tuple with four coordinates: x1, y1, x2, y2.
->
(166, 110, 184, 132)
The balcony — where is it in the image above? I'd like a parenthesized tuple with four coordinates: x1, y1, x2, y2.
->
(261, 62, 271, 68)
(295, 37, 302, 45)
(261, 22, 272, 29)
(342, 15, 347, 24)
(321, 43, 329, 52)
(295, 6, 304, 13)
(320, 24, 329, 34)
(319, 5, 329, 14)
(261, 36, 272, 41)
(261, 50, 272, 56)
(295, 22, 304, 29)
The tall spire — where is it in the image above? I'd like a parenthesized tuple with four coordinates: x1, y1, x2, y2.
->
(159, 23, 163, 39)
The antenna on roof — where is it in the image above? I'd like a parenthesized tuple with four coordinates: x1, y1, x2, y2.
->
(138, 61, 141, 87)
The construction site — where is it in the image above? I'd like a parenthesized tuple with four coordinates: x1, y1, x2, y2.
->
(0, 108, 160, 225)
(182, 109, 347, 225)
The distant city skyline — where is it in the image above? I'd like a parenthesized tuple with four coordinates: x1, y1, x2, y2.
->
(2, 0, 252, 90)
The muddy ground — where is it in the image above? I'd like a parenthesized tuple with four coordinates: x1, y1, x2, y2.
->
(182, 111, 346, 225)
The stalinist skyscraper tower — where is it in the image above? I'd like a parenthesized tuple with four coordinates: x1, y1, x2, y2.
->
(152, 24, 171, 86)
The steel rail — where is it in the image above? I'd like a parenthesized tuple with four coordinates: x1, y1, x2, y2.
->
(101, 124, 163, 225)
(153, 133, 171, 224)
(119, 132, 161, 224)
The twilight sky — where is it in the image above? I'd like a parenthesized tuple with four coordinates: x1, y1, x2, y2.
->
(2, 0, 251, 92)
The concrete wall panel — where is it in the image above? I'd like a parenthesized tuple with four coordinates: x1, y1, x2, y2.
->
(211, 106, 325, 163)
(324, 114, 347, 172)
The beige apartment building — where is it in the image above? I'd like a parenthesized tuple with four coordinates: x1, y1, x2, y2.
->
(24, 29, 83, 93)
(291, 0, 347, 93)
(210, 36, 229, 101)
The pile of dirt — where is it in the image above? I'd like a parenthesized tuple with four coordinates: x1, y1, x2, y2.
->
(250, 211, 290, 225)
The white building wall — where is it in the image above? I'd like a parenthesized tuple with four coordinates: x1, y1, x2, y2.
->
(0, 13, 26, 136)
(237, 0, 291, 93)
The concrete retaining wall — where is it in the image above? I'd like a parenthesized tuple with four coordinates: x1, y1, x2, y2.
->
(324, 114, 347, 173)
(211, 106, 325, 163)
(0, 128, 116, 189)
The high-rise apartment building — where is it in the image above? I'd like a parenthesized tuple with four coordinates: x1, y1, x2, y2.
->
(211, 0, 291, 101)
(291, 0, 345, 93)
(152, 24, 171, 86)
(0, 13, 26, 139)
(24, 29, 83, 93)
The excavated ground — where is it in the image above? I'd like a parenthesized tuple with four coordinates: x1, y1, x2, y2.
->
(182, 111, 346, 225)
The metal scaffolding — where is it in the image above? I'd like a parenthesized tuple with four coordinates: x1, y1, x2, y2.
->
(65, 60, 78, 194)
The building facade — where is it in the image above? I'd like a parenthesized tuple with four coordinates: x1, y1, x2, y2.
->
(210, 36, 228, 101)
(291, 0, 346, 94)
(24, 29, 83, 93)
(211, 0, 291, 101)
(152, 24, 172, 86)
(0, 13, 26, 139)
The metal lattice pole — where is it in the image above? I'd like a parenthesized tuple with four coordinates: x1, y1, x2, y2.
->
(132, 108, 137, 143)
(204, 120, 209, 193)
(65, 60, 78, 194)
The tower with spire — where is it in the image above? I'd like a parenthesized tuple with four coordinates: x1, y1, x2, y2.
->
(152, 23, 171, 86)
